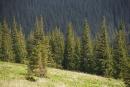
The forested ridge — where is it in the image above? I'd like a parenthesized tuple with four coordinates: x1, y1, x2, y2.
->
(0, 0, 130, 38)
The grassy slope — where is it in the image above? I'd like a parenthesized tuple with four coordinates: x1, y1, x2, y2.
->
(0, 62, 125, 87)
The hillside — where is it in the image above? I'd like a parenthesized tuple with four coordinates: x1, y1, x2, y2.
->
(0, 0, 130, 37)
(0, 62, 125, 87)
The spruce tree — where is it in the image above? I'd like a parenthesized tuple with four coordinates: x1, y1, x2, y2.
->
(27, 17, 48, 79)
(95, 18, 113, 77)
(18, 25, 27, 63)
(80, 20, 94, 73)
(113, 21, 129, 79)
(49, 27, 64, 68)
(1, 19, 14, 62)
(11, 18, 27, 63)
(63, 23, 75, 70)
(11, 18, 21, 63)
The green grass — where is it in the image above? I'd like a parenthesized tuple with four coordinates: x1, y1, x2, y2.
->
(0, 61, 126, 87)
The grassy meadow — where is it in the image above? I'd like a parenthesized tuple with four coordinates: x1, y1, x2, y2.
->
(0, 62, 126, 87)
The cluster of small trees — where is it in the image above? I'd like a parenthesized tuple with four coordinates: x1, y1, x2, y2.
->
(0, 17, 129, 84)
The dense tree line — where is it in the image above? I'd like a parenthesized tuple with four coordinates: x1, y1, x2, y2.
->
(1, 0, 130, 37)
(0, 17, 130, 86)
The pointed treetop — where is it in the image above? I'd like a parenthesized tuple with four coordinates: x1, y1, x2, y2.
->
(84, 19, 89, 27)
(83, 19, 90, 32)
(34, 16, 44, 35)
(68, 22, 73, 29)
(2, 17, 8, 29)
(67, 22, 74, 33)
(12, 17, 18, 32)
(118, 20, 125, 31)
(54, 26, 62, 34)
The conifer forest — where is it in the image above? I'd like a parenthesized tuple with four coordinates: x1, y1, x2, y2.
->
(0, 0, 130, 87)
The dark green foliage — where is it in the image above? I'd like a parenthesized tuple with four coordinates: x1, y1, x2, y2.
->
(125, 58, 130, 87)
(113, 21, 129, 79)
(11, 18, 20, 63)
(74, 36, 81, 71)
(26, 75, 37, 82)
(11, 18, 27, 63)
(49, 27, 64, 68)
(0, 19, 14, 62)
(63, 23, 75, 70)
(0, 16, 130, 85)
(18, 25, 27, 63)
(80, 20, 94, 73)
(28, 39, 47, 77)
(46, 37, 56, 68)
(27, 17, 48, 78)
(95, 18, 113, 77)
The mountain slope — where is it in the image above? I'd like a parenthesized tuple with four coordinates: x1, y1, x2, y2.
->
(0, 0, 130, 36)
(0, 62, 125, 87)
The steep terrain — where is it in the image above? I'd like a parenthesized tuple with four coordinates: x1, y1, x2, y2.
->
(0, 0, 130, 36)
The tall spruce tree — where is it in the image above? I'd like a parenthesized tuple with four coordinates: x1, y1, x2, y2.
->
(63, 23, 75, 70)
(113, 21, 129, 79)
(49, 27, 64, 68)
(80, 20, 94, 73)
(27, 17, 48, 79)
(95, 18, 113, 77)
(11, 18, 20, 63)
(11, 18, 27, 63)
(18, 25, 27, 63)
(1, 19, 14, 62)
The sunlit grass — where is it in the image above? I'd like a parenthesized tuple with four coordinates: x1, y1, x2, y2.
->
(0, 61, 126, 87)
